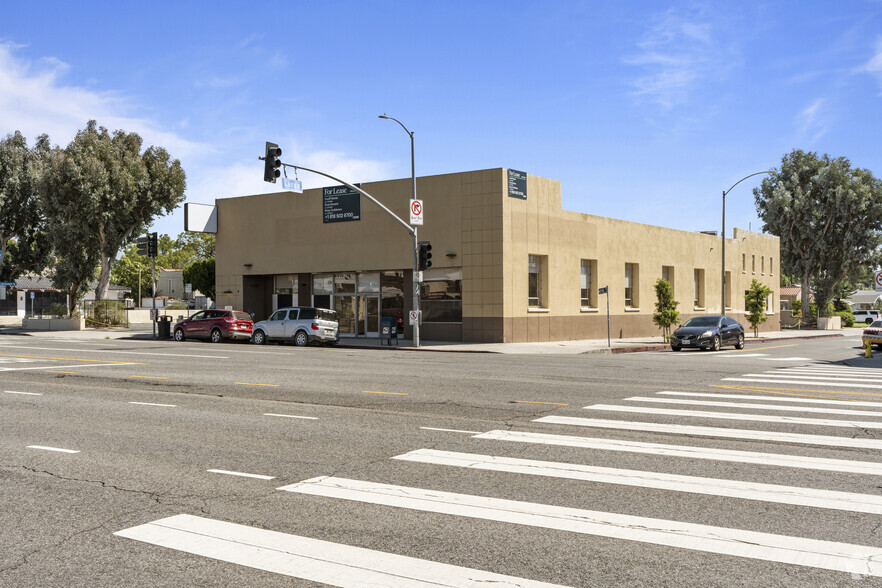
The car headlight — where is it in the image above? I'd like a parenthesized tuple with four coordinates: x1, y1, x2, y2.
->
(700, 330, 713, 338)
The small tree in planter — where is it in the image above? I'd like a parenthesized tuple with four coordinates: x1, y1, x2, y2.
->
(652, 279, 679, 342)
(745, 279, 773, 337)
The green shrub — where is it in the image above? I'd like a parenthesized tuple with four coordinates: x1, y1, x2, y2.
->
(85, 300, 128, 327)
(833, 311, 855, 327)
(166, 301, 189, 310)
(46, 303, 69, 318)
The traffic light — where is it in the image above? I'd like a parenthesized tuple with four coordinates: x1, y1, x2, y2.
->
(147, 232, 158, 257)
(136, 235, 149, 256)
(418, 241, 432, 270)
(264, 141, 282, 183)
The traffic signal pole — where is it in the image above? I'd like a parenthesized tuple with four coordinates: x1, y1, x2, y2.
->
(270, 163, 423, 346)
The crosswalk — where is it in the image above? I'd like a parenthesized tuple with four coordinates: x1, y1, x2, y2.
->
(116, 363, 882, 585)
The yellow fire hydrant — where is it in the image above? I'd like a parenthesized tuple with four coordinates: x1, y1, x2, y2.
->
(865, 340, 873, 358)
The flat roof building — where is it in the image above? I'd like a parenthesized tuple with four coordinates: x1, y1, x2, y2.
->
(215, 168, 779, 342)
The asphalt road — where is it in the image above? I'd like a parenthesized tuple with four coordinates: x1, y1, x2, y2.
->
(1, 334, 881, 587)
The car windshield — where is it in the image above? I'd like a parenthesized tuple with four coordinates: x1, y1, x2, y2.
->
(870, 320, 882, 328)
(683, 317, 720, 328)
(232, 311, 251, 321)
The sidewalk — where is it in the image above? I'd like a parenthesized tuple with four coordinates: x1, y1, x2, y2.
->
(0, 323, 849, 355)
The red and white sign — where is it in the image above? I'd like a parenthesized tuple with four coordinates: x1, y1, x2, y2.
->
(409, 310, 419, 325)
(875, 271, 882, 292)
(409, 199, 423, 226)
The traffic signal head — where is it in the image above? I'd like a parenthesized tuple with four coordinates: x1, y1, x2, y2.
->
(147, 232, 158, 257)
(418, 241, 432, 270)
(136, 235, 149, 256)
(264, 142, 282, 183)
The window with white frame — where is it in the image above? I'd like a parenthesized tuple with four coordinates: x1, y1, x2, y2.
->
(528, 255, 544, 307)
(624, 263, 638, 308)
(581, 259, 596, 307)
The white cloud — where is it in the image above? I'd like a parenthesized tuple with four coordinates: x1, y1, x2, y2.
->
(795, 98, 831, 144)
(625, 7, 736, 110)
(862, 36, 882, 92)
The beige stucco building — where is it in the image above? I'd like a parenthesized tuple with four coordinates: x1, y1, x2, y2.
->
(215, 168, 779, 342)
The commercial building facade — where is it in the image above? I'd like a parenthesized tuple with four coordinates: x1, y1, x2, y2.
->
(215, 168, 779, 342)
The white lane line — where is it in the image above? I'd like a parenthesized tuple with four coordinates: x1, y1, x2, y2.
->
(1, 363, 138, 372)
(583, 404, 882, 429)
(129, 401, 177, 407)
(27, 445, 79, 453)
(724, 378, 882, 389)
(744, 373, 882, 383)
(758, 357, 814, 361)
(473, 430, 882, 476)
(4, 390, 42, 396)
(394, 449, 882, 515)
(776, 366, 882, 374)
(626, 396, 882, 418)
(115, 514, 567, 587)
(533, 416, 882, 450)
(420, 427, 484, 434)
(263, 413, 318, 420)
(207, 469, 275, 480)
(657, 391, 882, 408)
(279, 476, 882, 578)
(1, 344, 228, 360)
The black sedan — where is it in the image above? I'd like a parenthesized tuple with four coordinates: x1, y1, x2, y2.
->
(670, 315, 745, 351)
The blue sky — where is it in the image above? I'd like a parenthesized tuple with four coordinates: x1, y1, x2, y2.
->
(2, 1, 881, 242)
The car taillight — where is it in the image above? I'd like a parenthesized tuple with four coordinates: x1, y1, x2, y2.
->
(311, 322, 319, 330)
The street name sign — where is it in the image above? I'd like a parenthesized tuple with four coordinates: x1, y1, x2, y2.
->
(281, 178, 303, 193)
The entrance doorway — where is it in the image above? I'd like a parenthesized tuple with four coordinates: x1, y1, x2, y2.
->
(357, 295, 379, 337)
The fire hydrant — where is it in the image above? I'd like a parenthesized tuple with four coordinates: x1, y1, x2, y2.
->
(865, 340, 873, 358)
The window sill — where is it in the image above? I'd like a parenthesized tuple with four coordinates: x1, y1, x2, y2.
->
(580, 307, 599, 313)
(624, 307, 640, 312)
(694, 306, 705, 311)
(528, 307, 550, 313)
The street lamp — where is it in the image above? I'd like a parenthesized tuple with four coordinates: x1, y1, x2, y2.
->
(721, 170, 774, 315)
(379, 114, 422, 347)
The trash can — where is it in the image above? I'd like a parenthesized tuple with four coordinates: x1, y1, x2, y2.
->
(380, 317, 398, 346)
(157, 315, 172, 339)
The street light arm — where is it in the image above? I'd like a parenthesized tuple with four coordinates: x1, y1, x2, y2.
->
(724, 170, 775, 197)
(286, 164, 416, 237)
(378, 114, 413, 138)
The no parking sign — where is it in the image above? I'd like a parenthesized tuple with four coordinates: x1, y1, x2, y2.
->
(876, 271, 882, 292)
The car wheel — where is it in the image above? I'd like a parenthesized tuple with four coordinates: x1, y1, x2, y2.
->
(210, 328, 223, 343)
(671, 345, 681, 352)
(868, 319, 874, 325)
(734, 333, 744, 350)
(711, 335, 721, 351)
(174, 328, 185, 342)
(252, 330, 266, 345)
(294, 330, 309, 347)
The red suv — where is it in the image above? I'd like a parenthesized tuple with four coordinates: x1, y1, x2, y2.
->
(172, 309, 253, 343)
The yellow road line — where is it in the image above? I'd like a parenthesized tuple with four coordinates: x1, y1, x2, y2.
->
(514, 400, 569, 406)
(710, 383, 882, 399)
(363, 391, 408, 395)
(130, 375, 170, 380)
(728, 344, 799, 353)
(45, 371, 77, 374)
(0, 353, 144, 365)
(234, 382, 280, 387)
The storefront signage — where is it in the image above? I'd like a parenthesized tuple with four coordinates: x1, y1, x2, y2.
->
(507, 169, 527, 200)
(323, 185, 361, 223)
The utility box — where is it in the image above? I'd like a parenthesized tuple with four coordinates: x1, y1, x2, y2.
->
(380, 317, 398, 346)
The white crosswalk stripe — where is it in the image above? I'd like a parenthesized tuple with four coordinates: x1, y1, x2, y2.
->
(278, 476, 882, 578)
(624, 395, 882, 417)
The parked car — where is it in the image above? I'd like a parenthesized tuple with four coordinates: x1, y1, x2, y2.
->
(252, 307, 339, 346)
(670, 315, 745, 351)
(853, 310, 880, 325)
(172, 309, 253, 343)
(862, 319, 882, 348)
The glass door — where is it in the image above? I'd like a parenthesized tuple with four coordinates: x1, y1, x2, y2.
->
(336, 295, 356, 336)
(356, 295, 380, 337)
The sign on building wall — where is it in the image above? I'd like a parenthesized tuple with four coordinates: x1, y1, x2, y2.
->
(507, 169, 527, 199)
(323, 185, 362, 223)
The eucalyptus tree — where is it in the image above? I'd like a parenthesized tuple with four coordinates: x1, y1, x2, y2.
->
(0, 131, 53, 281)
(42, 120, 186, 303)
(754, 149, 882, 318)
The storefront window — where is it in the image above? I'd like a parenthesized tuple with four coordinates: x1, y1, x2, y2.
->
(420, 268, 462, 323)
(357, 272, 380, 293)
(274, 275, 297, 295)
(334, 273, 356, 294)
(312, 274, 333, 295)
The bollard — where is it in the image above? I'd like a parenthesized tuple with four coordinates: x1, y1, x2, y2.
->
(865, 340, 873, 358)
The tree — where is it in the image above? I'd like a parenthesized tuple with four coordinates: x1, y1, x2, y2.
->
(183, 258, 215, 301)
(41, 121, 186, 303)
(745, 279, 773, 337)
(754, 149, 882, 319)
(0, 131, 53, 281)
(652, 279, 679, 341)
(174, 232, 215, 262)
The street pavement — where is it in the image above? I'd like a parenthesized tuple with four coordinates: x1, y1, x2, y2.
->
(0, 322, 852, 355)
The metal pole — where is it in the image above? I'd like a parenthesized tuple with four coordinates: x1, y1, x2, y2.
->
(151, 255, 156, 339)
(721, 189, 726, 315)
(606, 289, 611, 348)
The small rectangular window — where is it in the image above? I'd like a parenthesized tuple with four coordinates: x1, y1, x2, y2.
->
(770, 257, 774, 275)
(742, 254, 746, 272)
(625, 263, 639, 308)
(580, 260, 596, 307)
(752, 255, 756, 273)
(761, 257, 765, 274)
(528, 255, 543, 307)
(661, 265, 674, 289)
(694, 269, 705, 307)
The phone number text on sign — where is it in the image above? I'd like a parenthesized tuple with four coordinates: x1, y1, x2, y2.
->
(322, 185, 361, 224)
